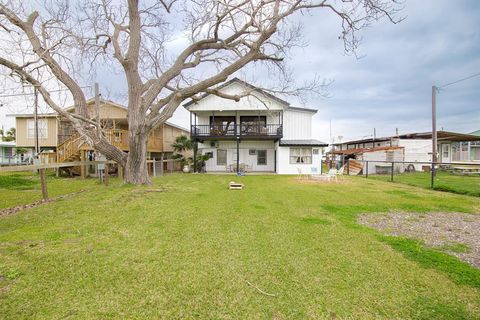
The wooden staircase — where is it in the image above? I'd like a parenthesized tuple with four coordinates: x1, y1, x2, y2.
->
(56, 133, 86, 176)
(57, 132, 86, 163)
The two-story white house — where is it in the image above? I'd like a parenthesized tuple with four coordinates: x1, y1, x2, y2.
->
(184, 78, 327, 174)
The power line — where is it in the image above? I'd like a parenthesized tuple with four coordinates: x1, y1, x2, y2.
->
(439, 72, 480, 89)
(0, 86, 92, 98)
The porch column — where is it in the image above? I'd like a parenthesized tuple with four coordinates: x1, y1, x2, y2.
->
(236, 137, 240, 173)
(193, 139, 198, 173)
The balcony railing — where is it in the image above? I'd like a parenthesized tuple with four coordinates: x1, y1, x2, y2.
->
(191, 124, 283, 139)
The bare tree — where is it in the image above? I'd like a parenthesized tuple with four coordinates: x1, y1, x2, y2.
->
(0, 0, 402, 184)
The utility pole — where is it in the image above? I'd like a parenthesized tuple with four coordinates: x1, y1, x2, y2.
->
(33, 87, 40, 158)
(431, 85, 438, 188)
(95, 83, 100, 127)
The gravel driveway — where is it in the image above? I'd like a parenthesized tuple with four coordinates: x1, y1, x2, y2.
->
(359, 212, 480, 269)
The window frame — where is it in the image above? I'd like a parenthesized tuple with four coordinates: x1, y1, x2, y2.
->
(289, 147, 312, 164)
(27, 119, 48, 139)
(257, 149, 267, 165)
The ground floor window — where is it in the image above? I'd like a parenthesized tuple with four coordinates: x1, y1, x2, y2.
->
(217, 149, 227, 165)
(290, 148, 312, 164)
(257, 150, 267, 165)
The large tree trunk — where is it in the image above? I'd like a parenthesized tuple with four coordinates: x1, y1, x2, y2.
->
(124, 128, 150, 184)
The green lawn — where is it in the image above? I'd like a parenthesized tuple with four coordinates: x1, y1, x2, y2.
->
(1, 173, 480, 319)
(370, 171, 480, 197)
(0, 171, 93, 209)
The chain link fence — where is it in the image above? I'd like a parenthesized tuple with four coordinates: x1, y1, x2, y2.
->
(341, 159, 480, 196)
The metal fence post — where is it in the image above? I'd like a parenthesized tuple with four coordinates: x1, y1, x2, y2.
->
(391, 161, 394, 182)
(347, 159, 350, 175)
(365, 161, 368, 178)
(431, 162, 435, 189)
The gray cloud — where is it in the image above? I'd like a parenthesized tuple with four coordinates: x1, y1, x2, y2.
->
(1, 1, 478, 142)
(293, 0, 480, 141)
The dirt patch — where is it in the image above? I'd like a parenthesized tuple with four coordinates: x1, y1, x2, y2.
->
(0, 190, 86, 218)
(293, 177, 350, 185)
(359, 212, 480, 269)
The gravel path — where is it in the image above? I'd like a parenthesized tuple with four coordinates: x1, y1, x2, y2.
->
(359, 212, 480, 269)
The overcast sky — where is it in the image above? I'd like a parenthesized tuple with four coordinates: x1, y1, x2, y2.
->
(1, 0, 479, 143)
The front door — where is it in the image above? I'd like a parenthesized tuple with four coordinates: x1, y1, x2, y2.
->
(441, 144, 451, 163)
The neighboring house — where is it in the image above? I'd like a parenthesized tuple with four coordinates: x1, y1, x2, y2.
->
(465, 130, 480, 161)
(9, 99, 189, 169)
(184, 78, 327, 174)
(0, 141, 21, 165)
(332, 131, 480, 174)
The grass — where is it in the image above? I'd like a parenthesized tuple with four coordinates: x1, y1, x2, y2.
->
(370, 171, 480, 197)
(1, 173, 480, 319)
(0, 171, 93, 209)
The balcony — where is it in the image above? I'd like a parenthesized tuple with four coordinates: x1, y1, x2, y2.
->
(191, 124, 283, 140)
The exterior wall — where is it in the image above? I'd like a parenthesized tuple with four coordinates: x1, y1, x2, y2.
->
(362, 149, 404, 174)
(198, 140, 275, 172)
(70, 101, 128, 119)
(187, 82, 285, 112)
(15, 117, 58, 147)
(0, 145, 34, 164)
(282, 109, 313, 139)
(397, 139, 432, 170)
(162, 124, 190, 153)
(276, 145, 322, 174)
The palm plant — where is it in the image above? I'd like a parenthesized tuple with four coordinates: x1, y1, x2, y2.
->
(172, 135, 192, 153)
(171, 135, 193, 169)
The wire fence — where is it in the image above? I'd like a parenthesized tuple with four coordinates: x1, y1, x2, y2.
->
(339, 159, 480, 197)
(0, 159, 183, 204)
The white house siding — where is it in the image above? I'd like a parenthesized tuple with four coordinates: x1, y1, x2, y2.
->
(282, 109, 313, 139)
(398, 139, 432, 170)
(199, 140, 275, 172)
(276, 145, 322, 174)
(187, 82, 285, 112)
(362, 148, 405, 174)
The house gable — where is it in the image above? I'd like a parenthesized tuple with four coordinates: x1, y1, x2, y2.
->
(65, 99, 128, 120)
(184, 79, 288, 112)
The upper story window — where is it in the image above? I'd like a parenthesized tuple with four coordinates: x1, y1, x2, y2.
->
(27, 119, 48, 139)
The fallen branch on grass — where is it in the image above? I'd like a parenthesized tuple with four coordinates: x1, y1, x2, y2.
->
(0, 190, 87, 217)
(245, 280, 277, 297)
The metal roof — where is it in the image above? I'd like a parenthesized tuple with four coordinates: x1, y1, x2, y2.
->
(279, 139, 328, 147)
(470, 129, 480, 136)
(335, 130, 480, 145)
(0, 141, 16, 147)
(332, 146, 404, 155)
